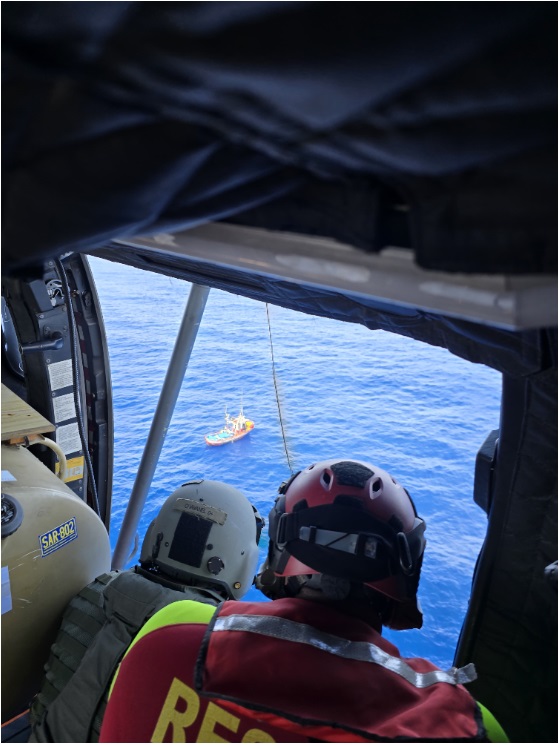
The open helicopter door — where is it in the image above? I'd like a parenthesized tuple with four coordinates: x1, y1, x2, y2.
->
(1, 255, 113, 725)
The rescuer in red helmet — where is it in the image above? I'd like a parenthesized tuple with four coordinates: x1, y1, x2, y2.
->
(257, 458, 427, 632)
(100, 459, 508, 743)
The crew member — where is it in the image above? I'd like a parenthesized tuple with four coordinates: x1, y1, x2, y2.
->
(29, 479, 264, 743)
(100, 459, 508, 743)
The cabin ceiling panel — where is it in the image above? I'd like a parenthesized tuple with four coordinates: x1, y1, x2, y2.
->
(105, 225, 557, 330)
(92, 243, 551, 380)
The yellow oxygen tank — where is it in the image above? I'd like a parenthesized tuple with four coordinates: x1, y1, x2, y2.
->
(1, 443, 111, 721)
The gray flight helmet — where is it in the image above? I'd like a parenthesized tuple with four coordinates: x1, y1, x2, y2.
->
(140, 480, 263, 599)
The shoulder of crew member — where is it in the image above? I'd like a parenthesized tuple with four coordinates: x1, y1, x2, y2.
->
(477, 702, 509, 743)
(123, 598, 217, 660)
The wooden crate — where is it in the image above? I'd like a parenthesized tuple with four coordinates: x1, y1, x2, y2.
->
(1, 384, 55, 442)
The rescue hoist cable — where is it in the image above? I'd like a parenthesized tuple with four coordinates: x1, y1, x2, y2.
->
(56, 258, 101, 515)
(266, 303, 294, 475)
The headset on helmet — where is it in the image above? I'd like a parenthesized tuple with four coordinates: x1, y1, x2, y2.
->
(140, 480, 264, 600)
(258, 459, 426, 629)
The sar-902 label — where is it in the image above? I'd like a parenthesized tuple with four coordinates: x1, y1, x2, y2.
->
(39, 517, 78, 557)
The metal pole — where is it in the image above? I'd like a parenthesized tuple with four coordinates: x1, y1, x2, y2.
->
(111, 283, 210, 570)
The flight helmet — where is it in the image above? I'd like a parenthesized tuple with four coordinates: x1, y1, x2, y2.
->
(140, 480, 264, 600)
(259, 459, 426, 629)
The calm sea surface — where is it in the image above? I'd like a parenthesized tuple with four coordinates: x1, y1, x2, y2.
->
(89, 256, 502, 669)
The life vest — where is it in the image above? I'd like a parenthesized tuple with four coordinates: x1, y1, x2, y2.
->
(29, 569, 222, 743)
(100, 598, 501, 743)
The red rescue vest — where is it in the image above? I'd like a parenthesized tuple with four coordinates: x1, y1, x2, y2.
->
(101, 598, 488, 742)
(100, 601, 312, 743)
(196, 598, 487, 742)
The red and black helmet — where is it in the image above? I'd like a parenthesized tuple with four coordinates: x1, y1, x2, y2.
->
(263, 459, 426, 629)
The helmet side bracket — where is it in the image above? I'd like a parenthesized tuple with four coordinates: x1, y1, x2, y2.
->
(272, 504, 424, 583)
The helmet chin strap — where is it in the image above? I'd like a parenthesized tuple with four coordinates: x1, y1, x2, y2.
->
(258, 571, 353, 601)
(255, 565, 313, 600)
(306, 573, 352, 600)
(297, 576, 385, 631)
(256, 565, 398, 630)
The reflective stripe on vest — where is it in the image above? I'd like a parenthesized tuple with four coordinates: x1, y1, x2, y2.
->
(214, 613, 478, 688)
(197, 598, 487, 742)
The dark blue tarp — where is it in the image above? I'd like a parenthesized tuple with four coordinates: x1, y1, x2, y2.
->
(2, 2, 557, 274)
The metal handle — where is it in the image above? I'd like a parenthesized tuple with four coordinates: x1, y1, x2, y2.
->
(21, 332, 64, 353)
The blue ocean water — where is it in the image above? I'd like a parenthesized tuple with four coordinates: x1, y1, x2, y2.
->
(89, 256, 502, 670)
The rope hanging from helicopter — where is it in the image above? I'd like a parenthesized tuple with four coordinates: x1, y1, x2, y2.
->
(266, 303, 294, 475)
